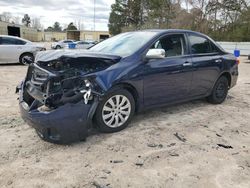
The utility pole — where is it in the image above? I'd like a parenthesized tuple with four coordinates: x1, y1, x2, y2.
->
(93, 0, 96, 31)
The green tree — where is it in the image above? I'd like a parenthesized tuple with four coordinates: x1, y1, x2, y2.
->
(53, 22, 62, 32)
(108, 0, 127, 35)
(126, 0, 144, 28)
(22, 14, 31, 27)
(44, 22, 62, 32)
(45, 26, 54, 32)
(108, 0, 250, 41)
(66, 22, 77, 30)
(146, 0, 172, 29)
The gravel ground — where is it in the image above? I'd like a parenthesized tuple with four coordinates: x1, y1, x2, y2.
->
(0, 57, 249, 188)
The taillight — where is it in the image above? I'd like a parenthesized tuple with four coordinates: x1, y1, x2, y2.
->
(236, 58, 240, 64)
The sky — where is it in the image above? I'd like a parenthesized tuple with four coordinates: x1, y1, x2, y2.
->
(0, 0, 115, 31)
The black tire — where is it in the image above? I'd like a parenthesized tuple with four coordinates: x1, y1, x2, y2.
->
(19, 53, 34, 65)
(207, 76, 229, 104)
(94, 88, 135, 133)
(56, 45, 61, 49)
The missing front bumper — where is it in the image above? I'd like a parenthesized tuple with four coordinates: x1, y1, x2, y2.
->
(18, 82, 98, 144)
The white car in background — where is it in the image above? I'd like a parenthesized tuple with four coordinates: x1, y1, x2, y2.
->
(0, 35, 46, 65)
(76, 40, 97, 49)
(51, 40, 76, 49)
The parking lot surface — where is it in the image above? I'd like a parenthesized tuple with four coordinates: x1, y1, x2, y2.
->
(0, 58, 249, 188)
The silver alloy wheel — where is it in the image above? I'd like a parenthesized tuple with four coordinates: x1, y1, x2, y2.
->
(102, 95, 131, 128)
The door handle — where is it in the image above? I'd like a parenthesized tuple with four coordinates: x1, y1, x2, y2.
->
(215, 59, 222, 63)
(183, 62, 192, 66)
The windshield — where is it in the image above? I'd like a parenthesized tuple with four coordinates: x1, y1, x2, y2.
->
(90, 32, 157, 57)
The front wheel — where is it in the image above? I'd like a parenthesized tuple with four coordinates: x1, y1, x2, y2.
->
(207, 76, 229, 104)
(19, 53, 34, 65)
(94, 88, 135, 133)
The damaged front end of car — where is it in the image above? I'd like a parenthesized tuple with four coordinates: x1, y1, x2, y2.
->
(17, 51, 121, 144)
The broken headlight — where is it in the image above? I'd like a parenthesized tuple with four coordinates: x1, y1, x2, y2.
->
(80, 79, 94, 104)
(80, 78, 103, 105)
(84, 79, 92, 88)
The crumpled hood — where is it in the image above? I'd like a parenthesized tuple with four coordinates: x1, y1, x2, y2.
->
(35, 49, 121, 63)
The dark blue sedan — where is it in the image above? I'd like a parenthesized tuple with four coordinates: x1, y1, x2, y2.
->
(18, 29, 239, 143)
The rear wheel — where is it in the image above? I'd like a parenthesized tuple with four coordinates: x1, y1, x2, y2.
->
(95, 88, 135, 133)
(207, 76, 229, 104)
(19, 53, 34, 65)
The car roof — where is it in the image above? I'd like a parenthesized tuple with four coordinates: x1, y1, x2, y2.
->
(77, 40, 94, 42)
(136, 29, 207, 36)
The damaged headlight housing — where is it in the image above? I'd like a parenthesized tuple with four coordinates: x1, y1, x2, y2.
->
(44, 76, 102, 108)
(80, 79, 93, 104)
(84, 79, 92, 88)
(80, 77, 104, 105)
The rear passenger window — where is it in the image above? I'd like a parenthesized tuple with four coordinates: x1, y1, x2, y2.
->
(15, 39, 26, 45)
(188, 35, 215, 54)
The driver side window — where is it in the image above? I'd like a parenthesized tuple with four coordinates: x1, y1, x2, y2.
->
(151, 34, 186, 57)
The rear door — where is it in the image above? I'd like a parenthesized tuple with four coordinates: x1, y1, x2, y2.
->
(187, 34, 223, 97)
(0, 37, 26, 63)
(143, 33, 193, 107)
(0, 37, 16, 63)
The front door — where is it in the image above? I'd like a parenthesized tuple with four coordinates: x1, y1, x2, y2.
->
(143, 34, 193, 107)
(0, 37, 23, 63)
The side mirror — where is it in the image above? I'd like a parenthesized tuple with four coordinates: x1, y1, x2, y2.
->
(146, 49, 166, 59)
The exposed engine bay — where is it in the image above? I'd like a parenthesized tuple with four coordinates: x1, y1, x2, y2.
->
(19, 51, 121, 109)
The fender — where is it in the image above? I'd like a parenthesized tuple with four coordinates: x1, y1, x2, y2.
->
(210, 71, 232, 92)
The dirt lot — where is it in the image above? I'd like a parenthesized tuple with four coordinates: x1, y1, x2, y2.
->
(0, 58, 249, 188)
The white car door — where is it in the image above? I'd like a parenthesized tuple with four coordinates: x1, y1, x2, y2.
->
(0, 37, 16, 63)
(0, 37, 25, 64)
